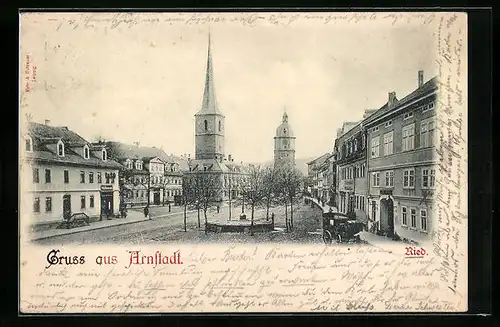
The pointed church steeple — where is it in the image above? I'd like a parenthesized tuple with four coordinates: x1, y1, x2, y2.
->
(282, 107, 288, 123)
(197, 31, 224, 116)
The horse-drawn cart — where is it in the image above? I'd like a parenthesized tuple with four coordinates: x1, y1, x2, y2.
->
(322, 212, 365, 244)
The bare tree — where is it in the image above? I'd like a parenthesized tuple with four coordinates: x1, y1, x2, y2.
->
(262, 166, 279, 220)
(241, 165, 265, 234)
(183, 174, 201, 228)
(184, 173, 222, 232)
(181, 176, 196, 232)
(276, 163, 304, 232)
(197, 173, 223, 233)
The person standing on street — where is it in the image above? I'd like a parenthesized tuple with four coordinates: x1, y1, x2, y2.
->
(144, 205, 150, 220)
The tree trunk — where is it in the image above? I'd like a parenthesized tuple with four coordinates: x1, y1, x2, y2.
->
(204, 207, 208, 234)
(285, 200, 288, 232)
(251, 203, 255, 235)
(229, 196, 232, 221)
(183, 204, 187, 232)
(289, 196, 294, 231)
(266, 197, 270, 220)
(197, 205, 201, 228)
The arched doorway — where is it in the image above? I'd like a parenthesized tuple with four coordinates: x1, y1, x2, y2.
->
(380, 198, 394, 236)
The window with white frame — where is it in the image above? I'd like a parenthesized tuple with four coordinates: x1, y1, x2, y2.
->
(371, 136, 380, 158)
(422, 101, 435, 112)
(420, 119, 436, 148)
(422, 168, 436, 188)
(84, 145, 90, 159)
(383, 131, 394, 156)
(372, 126, 379, 133)
(404, 112, 414, 120)
(33, 197, 40, 213)
(372, 172, 380, 187)
(361, 164, 366, 177)
(385, 171, 394, 187)
(420, 209, 428, 231)
(102, 148, 107, 161)
(25, 135, 33, 152)
(403, 168, 415, 188)
(385, 120, 392, 128)
(410, 208, 417, 228)
(57, 140, 65, 157)
(401, 206, 408, 226)
(402, 124, 415, 151)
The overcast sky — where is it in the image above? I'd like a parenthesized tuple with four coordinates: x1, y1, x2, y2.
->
(20, 12, 439, 164)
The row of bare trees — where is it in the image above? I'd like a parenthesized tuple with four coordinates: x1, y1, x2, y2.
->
(180, 163, 304, 233)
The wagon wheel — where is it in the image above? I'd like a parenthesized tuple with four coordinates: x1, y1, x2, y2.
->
(336, 233, 342, 244)
(323, 230, 332, 244)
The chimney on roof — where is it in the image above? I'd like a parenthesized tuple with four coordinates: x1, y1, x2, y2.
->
(418, 70, 424, 87)
(44, 119, 50, 126)
(228, 154, 232, 162)
(134, 142, 140, 147)
(388, 92, 397, 106)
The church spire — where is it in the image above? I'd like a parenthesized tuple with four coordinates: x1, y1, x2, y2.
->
(198, 31, 223, 116)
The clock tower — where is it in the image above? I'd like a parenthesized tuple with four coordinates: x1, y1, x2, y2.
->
(274, 109, 296, 167)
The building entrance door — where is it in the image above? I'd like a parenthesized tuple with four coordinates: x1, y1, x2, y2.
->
(101, 192, 114, 218)
(63, 195, 71, 219)
(380, 198, 394, 236)
(153, 190, 160, 205)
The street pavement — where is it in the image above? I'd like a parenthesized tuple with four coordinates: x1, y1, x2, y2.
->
(32, 202, 323, 245)
(31, 201, 385, 246)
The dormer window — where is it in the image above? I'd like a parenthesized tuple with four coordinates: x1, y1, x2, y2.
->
(57, 140, 65, 157)
(102, 148, 107, 161)
(83, 145, 90, 159)
(25, 135, 33, 152)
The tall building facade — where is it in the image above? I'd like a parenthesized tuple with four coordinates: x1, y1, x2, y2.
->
(334, 121, 369, 222)
(20, 121, 121, 227)
(364, 72, 438, 243)
(103, 141, 184, 207)
(274, 111, 296, 168)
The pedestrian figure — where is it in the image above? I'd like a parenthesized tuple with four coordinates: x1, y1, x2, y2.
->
(217, 205, 220, 213)
(168, 203, 171, 212)
(144, 206, 150, 219)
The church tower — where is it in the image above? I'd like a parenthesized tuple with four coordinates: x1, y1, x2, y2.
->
(274, 109, 296, 167)
(195, 33, 225, 161)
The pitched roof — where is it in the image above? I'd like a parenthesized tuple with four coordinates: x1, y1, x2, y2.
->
(25, 122, 121, 169)
(105, 142, 174, 163)
(196, 33, 224, 117)
(307, 153, 331, 166)
(364, 76, 438, 126)
(187, 158, 250, 174)
(28, 123, 88, 147)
